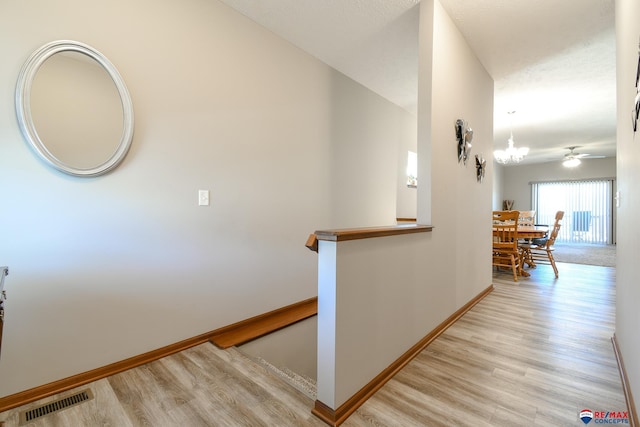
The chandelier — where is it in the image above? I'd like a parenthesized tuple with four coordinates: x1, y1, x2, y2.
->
(494, 111, 529, 164)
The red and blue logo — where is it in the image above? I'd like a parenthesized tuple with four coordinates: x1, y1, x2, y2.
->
(580, 409, 594, 424)
(579, 408, 629, 424)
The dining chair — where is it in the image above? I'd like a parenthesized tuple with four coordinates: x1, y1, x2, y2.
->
(492, 210, 523, 282)
(518, 210, 535, 227)
(519, 211, 564, 278)
(517, 210, 536, 247)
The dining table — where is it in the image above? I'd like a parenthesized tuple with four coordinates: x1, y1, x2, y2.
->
(515, 225, 549, 239)
(492, 225, 549, 277)
(492, 224, 549, 239)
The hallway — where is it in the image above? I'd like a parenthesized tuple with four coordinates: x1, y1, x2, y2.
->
(0, 262, 625, 426)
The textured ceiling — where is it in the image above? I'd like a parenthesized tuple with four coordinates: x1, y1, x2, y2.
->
(219, 0, 616, 165)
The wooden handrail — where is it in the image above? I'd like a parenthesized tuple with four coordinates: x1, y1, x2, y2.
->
(305, 234, 318, 252)
(209, 297, 317, 349)
(306, 224, 433, 252)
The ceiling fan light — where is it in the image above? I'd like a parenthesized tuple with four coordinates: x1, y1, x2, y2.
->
(563, 158, 581, 168)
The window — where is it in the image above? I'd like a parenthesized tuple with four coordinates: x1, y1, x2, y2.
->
(406, 151, 417, 187)
(531, 179, 614, 244)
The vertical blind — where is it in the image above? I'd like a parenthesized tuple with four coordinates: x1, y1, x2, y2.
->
(531, 179, 614, 244)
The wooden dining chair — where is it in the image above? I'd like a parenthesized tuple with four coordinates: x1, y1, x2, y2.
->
(520, 211, 564, 278)
(518, 210, 535, 227)
(492, 210, 523, 282)
(517, 210, 536, 248)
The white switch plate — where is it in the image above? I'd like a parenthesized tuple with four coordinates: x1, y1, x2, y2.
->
(198, 190, 210, 206)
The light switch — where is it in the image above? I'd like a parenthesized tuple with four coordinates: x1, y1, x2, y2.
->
(198, 190, 210, 206)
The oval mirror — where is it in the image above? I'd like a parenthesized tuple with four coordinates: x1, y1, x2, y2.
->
(15, 40, 134, 177)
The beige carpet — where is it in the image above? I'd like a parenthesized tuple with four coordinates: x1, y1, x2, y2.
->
(552, 243, 616, 267)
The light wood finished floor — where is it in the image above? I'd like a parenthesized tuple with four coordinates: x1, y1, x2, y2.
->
(0, 262, 626, 426)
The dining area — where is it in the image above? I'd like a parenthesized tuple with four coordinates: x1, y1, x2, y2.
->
(492, 210, 564, 281)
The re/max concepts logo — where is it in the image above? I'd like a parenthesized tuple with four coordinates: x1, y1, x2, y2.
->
(580, 409, 629, 424)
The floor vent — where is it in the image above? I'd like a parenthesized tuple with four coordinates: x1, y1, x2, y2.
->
(19, 389, 94, 424)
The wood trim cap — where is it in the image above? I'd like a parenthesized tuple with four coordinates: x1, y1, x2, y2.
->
(314, 224, 432, 243)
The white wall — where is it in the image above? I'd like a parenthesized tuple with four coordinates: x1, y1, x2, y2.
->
(501, 157, 616, 211)
(313, 1, 494, 408)
(0, 0, 414, 397)
(239, 316, 317, 381)
(328, 74, 414, 227)
(418, 0, 494, 313)
(316, 232, 435, 408)
(615, 0, 640, 413)
(492, 162, 504, 210)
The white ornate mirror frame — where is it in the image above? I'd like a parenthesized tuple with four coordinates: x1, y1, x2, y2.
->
(15, 40, 134, 177)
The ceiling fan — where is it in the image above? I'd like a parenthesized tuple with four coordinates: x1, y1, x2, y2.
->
(562, 146, 605, 167)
